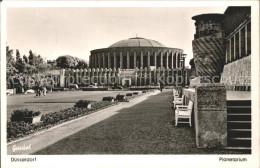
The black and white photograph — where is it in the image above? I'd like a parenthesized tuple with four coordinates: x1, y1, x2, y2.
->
(1, 1, 259, 168)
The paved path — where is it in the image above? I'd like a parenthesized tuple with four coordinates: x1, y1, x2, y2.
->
(7, 91, 159, 155)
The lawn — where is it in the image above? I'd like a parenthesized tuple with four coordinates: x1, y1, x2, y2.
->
(7, 90, 139, 121)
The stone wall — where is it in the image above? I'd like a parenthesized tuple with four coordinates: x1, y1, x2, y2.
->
(221, 55, 251, 91)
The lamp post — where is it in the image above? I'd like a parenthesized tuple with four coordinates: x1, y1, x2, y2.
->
(181, 53, 187, 87)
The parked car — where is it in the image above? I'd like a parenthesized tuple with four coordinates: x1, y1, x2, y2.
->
(88, 85, 97, 88)
(112, 85, 123, 90)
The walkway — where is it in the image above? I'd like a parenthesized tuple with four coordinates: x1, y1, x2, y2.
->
(32, 90, 242, 154)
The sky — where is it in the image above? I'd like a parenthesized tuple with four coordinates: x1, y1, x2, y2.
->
(7, 7, 227, 66)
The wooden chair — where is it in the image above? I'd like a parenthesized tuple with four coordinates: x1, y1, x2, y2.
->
(172, 89, 179, 97)
(175, 100, 193, 127)
(172, 95, 184, 108)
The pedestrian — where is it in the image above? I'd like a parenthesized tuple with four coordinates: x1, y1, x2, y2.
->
(160, 82, 163, 92)
(35, 81, 41, 98)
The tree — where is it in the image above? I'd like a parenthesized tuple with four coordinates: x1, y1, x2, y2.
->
(15, 49, 25, 73)
(28, 50, 36, 65)
(23, 55, 28, 64)
(56, 55, 88, 69)
(6, 46, 16, 88)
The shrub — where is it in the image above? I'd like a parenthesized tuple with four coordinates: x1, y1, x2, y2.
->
(11, 109, 41, 122)
(74, 100, 93, 108)
(102, 96, 115, 101)
(126, 93, 133, 97)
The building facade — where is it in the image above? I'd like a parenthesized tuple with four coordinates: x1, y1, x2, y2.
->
(191, 7, 251, 91)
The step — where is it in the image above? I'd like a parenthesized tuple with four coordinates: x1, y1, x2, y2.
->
(227, 121, 251, 129)
(228, 130, 251, 138)
(227, 121, 251, 123)
(227, 113, 251, 121)
(230, 137, 251, 141)
(227, 100, 251, 106)
(227, 139, 251, 147)
(227, 106, 251, 113)
(227, 113, 251, 116)
(222, 146, 251, 153)
(228, 129, 251, 132)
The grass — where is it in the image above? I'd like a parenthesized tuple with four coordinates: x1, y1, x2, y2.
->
(34, 90, 244, 154)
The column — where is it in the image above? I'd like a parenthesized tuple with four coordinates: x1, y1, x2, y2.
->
(154, 51, 157, 68)
(89, 55, 92, 68)
(127, 51, 130, 69)
(98, 53, 101, 68)
(95, 54, 98, 68)
(120, 52, 123, 69)
(147, 51, 150, 68)
(102, 53, 105, 68)
(160, 52, 163, 68)
(245, 24, 248, 55)
(171, 52, 174, 69)
(229, 39, 232, 62)
(140, 51, 143, 69)
(239, 29, 241, 58)
(108, 52, 111, 68)
(114, 52, 117, 69)
(166, 52, 169, 68)
(234, 35, 236, 60)
(134, 51, 137, 69)
(175, 53, 178, 68)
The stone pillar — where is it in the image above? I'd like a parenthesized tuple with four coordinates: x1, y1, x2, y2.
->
(114, 52, 117, 69)
(234, 35, 236, 60)
(166, 52, 169, 68)
(134, 51, 137, 69)
(229, 39, 232, 63)
(245, 24, 248, 55)
(59, 69, 65, 87)
(192, 14, 225, 83)
(147, 51, 150, 68)
(102, 53, 106, 68)
(171, 52, 174, 69)
(195, 84, 227, 148)
(120, 52, 123, 69)
(140, 51, 143, 69)
(108, 52, 111, 68)
(98, 54, 101, 68)
(127, 51, 130, 69)
(239, 29, 241, 58)
(176, 53, 178, 68)
(160, 52, 163, 68)
(148, 69, 152, 85)
(89, 55, 92, 69)
(154, 51, 157, 68)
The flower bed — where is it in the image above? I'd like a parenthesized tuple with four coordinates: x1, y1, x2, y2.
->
(7, 100, 117, 142)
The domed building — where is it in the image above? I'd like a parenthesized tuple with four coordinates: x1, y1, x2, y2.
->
(89, 37, 184, 70)
(46, 37, 190, 88)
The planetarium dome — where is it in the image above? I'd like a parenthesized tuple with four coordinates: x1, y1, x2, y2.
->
(109, 37, 166, 48)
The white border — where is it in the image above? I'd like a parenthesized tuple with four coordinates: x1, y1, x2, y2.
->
(1, 1, 259, 168)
